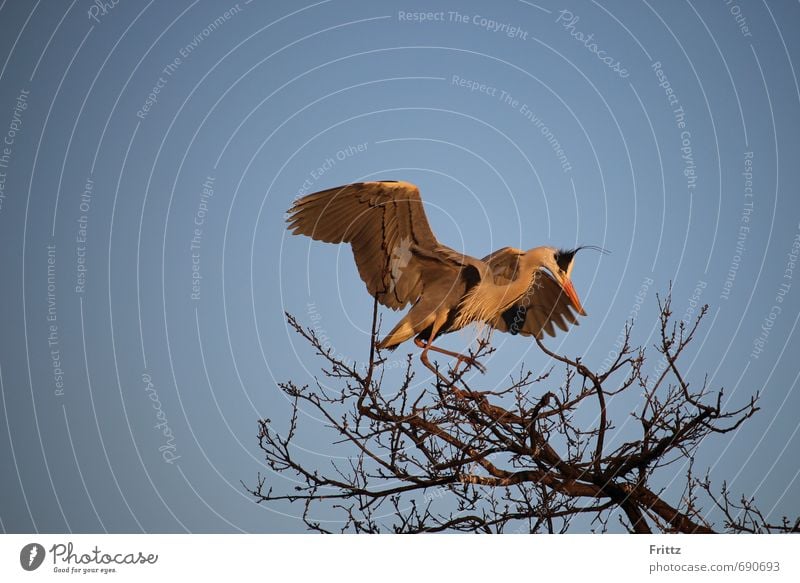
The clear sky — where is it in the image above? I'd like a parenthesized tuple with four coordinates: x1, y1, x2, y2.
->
(0, 0, 798, 533)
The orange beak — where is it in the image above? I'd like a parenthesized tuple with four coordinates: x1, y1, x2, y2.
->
(561, 278, 586, 316)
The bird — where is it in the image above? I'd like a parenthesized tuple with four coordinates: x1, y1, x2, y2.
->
(286, 180, 591, 376)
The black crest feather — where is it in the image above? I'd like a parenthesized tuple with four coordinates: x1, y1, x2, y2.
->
(554, 245, 609, 271)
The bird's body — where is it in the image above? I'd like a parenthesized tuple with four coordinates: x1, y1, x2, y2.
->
(287, 181, 589, 374)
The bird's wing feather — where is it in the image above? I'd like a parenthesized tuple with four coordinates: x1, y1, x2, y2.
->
(481, 246, 525, 284)
(287, 181, 466, 310)
(487, 257, 581, 339)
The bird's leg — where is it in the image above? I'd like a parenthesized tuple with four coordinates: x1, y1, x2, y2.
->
(415, 337, 450, 384)
(414, 338, 486, 374)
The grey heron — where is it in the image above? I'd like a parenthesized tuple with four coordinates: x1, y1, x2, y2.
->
(287, 181, 590, 375)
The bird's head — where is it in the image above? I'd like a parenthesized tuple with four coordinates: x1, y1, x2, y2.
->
(522, 246, 592, 316)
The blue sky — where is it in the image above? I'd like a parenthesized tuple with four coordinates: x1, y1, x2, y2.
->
(0, 0, 798, 532)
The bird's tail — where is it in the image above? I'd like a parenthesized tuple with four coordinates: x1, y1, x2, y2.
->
(376, 319, 416, 350)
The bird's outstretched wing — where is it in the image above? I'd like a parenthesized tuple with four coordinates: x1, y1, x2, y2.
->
(287, 181, 467, 310)
(483, 247, 582, 338)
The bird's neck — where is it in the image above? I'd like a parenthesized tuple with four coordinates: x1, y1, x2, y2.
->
(455, 267, 537, 329)
(497, 267, 537, 310)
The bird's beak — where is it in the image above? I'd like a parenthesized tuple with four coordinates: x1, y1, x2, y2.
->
(560, 276, 586, 316)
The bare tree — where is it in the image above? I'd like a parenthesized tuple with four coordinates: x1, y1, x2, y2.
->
(249, 294, 799, 533)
